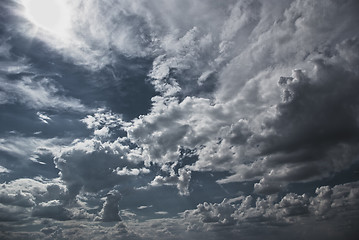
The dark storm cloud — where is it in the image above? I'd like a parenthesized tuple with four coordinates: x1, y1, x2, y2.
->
(249, 46, 359, 193)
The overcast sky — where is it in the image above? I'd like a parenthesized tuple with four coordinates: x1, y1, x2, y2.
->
(1, 0, 359, 239)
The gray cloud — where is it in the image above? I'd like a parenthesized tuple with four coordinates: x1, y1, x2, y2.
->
(184, 181, 359, 239)
(1, 0, 359, 239)
(149, 168, 191, 196)
(97, 190, 122, 222)
(32, 204, 71, 221)
(0, 191, 35, 207)
(0, 76, 90, 112)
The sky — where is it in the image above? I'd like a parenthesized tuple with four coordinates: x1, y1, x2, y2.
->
(1, 0, 359, 239)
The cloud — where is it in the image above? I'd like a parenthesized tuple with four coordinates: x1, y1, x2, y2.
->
(1, 0, 359, 239)
(154, 211, 168, 215)
(124, 96, 231, 166)
(0, 165, 10, 173)
(0, 37, 91, 113)
(121, 35, 359, 193)
(149, 168, 191, 196)
(37, 112, 51, 124)
(0, 76, 90, 112)
(0, 191, 35, 207)
(0, 203, 31, 222)
(0, 177, 98, 222)
(97, 190, 122, 222)
(0, 177, 71, 222)
(81, 110, 123, 130)
(0, 135, 64, 169)
(0, 221, 138, 240)
(52, 138, 129, 196)
(131, 37, 359, 195)
(137, 205, 152, 210)
(183, 181, 359, 238)
(32, 204, 71, 221)
(114, 167, 150, 176)
(48, 119, 148, 200)
(11, 0, 356, 203)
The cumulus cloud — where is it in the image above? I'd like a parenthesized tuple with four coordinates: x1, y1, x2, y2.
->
(184, 181, 359, 238)
(0, 177, 71, 221)
(2, 0, 359, 239)
(114, 167, 150, 176)
(149, 168, 191, 196)
(33, 222, 138, 240)
(81, 110, 124, 131)
(52, 138, 129, 196)
(124, 36, 359, 194)
(46, 115, 149, 201)
(97, 190, 122, 222)
(9, 0, 359, 197)
(0, 191, 35, 207)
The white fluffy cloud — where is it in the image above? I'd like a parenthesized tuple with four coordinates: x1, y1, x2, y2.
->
(183, 181, 359, 238)
(149, 168, 191, 196)
(113, 0, 359, 194)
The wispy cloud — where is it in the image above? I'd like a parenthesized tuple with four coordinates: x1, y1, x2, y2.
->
(37, 112, 51, 124)
(0, 76, 90, 112)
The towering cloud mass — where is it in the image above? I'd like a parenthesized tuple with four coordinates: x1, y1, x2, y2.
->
(0, 0, 359, 239)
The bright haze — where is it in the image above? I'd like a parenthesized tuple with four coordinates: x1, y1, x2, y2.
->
(1, 0, 359, 239)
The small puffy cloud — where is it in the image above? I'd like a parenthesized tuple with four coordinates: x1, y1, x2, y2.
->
(81, 110, 123, 130)
(114, 167, 150, 176)
(187, 199, 237, 226)
(137, 205, 152, 210)
(93, 126, 109, 137)
(155, 211, 168, 215)
(149, 168, 191, 196)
